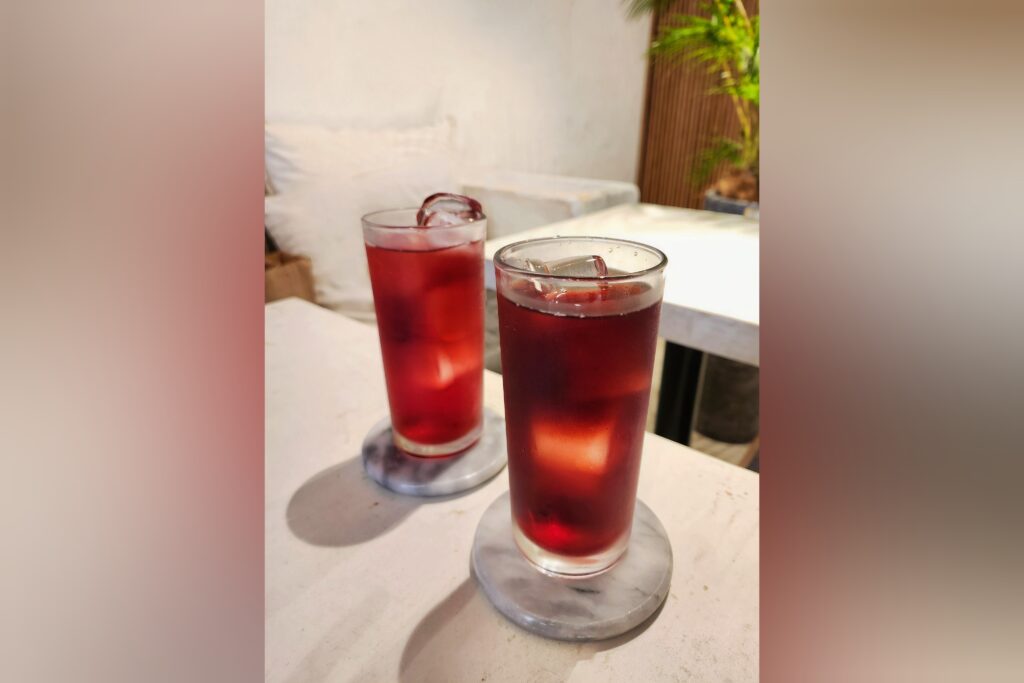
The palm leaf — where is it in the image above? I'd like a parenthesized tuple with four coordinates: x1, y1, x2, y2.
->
(692, 138, 743, 187)
(632, 0, 759, 179)
(624, 0, 676, 18)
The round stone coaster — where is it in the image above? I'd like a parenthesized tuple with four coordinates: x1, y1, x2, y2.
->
(472, 491, 672, 641)
(362, 408, 507, 497)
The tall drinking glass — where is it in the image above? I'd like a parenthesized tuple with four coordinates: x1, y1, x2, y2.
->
(494, 237, 667, 575)
(363, 209, 486, 457)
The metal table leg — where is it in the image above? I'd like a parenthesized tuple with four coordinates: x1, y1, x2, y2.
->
(654, 342, 703, 446)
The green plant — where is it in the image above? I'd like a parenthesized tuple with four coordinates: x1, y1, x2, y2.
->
(629, 0, 759, 194)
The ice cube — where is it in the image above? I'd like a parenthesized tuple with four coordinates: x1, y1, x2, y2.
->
(530, 415, 612, 476)
(402, 345, 456, 390)
(566, 347, 652, 399)
(514, 255, 609, 304)
(577, 370, 651, 401)
(417, 192, 484, 227)
(524, 255, 608, 277)
(422, 210, 466, 227)
(401, 341, 480, 392)
(420, 281, 477, 341)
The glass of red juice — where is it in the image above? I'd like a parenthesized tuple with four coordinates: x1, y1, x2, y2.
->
(362, 208, 486, 457)
(494, 237, 667, 575)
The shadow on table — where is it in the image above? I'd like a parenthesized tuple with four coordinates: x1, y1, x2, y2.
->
(287, 456, 479, 547)
(286, 456, 422, 546)
(399, 576, 662, 682)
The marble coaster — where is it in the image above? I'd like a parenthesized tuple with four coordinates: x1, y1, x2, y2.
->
(472, 491, 672, 641)
(362, 408, 507, 497)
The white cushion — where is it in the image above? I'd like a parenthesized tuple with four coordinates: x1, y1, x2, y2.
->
(265, 121, 457, 321)
(460, 169, 640, 240)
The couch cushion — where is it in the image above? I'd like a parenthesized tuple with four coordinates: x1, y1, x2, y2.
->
(265, 121, 457, 321)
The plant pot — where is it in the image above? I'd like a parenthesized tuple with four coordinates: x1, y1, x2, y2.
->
(695, 189, 759, 446)
(695, 355, 759, 443)
(703, 189, 757, 216)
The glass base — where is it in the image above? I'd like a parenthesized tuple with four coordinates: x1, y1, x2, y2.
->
(362, 409, 506, 497)
(513, 522, 631, 577)
(473, 492, 672, 640)
(393, 420, 483, 457)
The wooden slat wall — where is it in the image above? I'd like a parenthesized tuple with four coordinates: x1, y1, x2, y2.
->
(638, 0, 758, 209)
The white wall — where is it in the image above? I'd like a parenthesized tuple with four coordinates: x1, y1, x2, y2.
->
(266, 0, 652, 183)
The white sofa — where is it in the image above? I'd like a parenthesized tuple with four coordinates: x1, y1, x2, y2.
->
(459, 169, 639, 241)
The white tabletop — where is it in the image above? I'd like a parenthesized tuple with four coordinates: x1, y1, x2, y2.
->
(485, 203, 760, 366)
(266, 298, 759, 682)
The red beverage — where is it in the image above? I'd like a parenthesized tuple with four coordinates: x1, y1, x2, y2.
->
(363, 206, 485, 456)
(495, 237, 666, 574)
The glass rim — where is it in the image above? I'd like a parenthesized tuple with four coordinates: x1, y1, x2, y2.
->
(361, 207, 488, 231)
(493, 236, 668, 281)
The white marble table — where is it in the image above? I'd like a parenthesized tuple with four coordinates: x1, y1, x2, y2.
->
(484, 203, 760, 366)
(266, 298, 759, 682)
